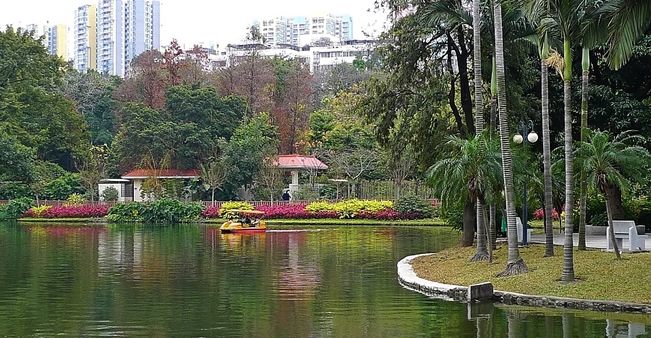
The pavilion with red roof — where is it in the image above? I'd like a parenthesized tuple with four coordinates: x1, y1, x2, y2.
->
(273, 154, 328, 194)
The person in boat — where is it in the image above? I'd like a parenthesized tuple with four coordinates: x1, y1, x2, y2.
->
(252, 218, 260, 227)
(244, 217, 252, 226)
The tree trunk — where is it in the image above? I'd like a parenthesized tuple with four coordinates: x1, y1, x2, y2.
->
(462, 199, 476, 247)
(470, 0, 487, 262)
(579, 48, 590, 250)
(211, 188, 216, 207)
(472, 201, 489, 261)
(604, 186, 622, 259)
(605, 185, 626, 219)
(542, 58, 554, 257)
(561, 40, 575, 283)
(493, 0, 528, 277)
(489, 204, 497, 248)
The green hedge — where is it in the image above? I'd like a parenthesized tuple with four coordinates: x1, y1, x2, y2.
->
(107, 198, 205, 223)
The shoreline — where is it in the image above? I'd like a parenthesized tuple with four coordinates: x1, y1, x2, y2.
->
(397, 253, 651, 314)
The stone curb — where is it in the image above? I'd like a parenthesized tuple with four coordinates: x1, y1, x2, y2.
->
(397, 253, 651, 314)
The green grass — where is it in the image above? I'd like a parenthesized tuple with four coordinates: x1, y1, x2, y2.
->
(410, 244, 651, 305)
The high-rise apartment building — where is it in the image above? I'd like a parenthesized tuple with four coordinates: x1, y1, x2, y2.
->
(74, 0, 160, 76)
(47, 24, 69, 59)
(74, 4, 97, 72)
(96, 0, 124, 75)
(124, 0, 161, 74)
(255, 14, 353, 47)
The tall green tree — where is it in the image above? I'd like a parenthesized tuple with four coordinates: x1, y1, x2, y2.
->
(223, 112, 278, 199)
(493, 0, 529, 276)
(1, 27, 90, 169)
(576, 130, 651, 259)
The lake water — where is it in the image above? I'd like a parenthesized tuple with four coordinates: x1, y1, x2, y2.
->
(0, 222, 648, 337)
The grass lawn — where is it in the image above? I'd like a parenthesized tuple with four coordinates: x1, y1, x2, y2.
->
(410, 244, 651, 305)
(203, 218, 447, 226)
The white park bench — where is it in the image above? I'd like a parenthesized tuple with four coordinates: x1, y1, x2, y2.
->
(606, 220, 647, 252)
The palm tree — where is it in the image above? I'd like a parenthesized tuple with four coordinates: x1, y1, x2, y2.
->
(426, 132, 502, 255)
(537, 0, 592, 283)
(540, 38, 555, 257)
(493, 0, 528, 276)
(472, 0, 489, 262)
(591, 0, 651, 69)
(575, 129, 651, 260)
(578, 47, 590, 250)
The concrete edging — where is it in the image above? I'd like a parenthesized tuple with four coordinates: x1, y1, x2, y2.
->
(397, 253, 651, 314)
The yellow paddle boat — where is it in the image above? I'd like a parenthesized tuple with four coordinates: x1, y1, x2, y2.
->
(220, 210, 267, 233)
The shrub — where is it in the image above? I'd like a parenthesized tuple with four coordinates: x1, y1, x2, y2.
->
(139, 198, 205, 224)
(27, 205, 52, 217)
(255, 204, 339, 219)
(64, 193, 85, 206)
(4, 197, 35, 219)
(101, 186, 119, 201)
(219, 201, 254, 219)
(39, 205, 109, 218)
(201, 206, 221, 218)
(108, 202, 145, 222)
(394, 194, 436, 218)
(306, 199, 393, 219)
(533, 208, 559, 221)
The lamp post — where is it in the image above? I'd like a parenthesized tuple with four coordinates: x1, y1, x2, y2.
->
(513, 120, 538, 246)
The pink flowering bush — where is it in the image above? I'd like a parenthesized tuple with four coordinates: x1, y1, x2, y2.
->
(201, 206, 221, 218)
(23, 205, 110, 218)
(533, 208, 559, 221)
(256, 204, 338, 219)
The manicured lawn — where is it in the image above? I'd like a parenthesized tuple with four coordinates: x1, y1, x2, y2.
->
(410, 244, 651, 304)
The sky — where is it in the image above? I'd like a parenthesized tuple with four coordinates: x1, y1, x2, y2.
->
(0, 0, 389, 49)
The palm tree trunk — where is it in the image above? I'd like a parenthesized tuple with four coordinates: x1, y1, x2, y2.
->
(211, 188, 216, 207)
(561, 41, 575, 283)
(462, 200, 476, 247)
(471, 0, 488, 262)
(604, 189, 622, 260)
(494, 0, 528, 277)
(542, 58, 554, 257)
(579, 48, 589, 251)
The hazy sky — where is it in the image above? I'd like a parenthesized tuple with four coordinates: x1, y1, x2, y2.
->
(1, 0, 388, 48)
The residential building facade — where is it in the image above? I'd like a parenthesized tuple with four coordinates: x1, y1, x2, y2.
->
(47, 24, 69, 59)
(254, 14, 354, 47)
(74, 4, 96, 72)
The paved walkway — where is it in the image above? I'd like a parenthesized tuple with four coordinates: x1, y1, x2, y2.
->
(528, 232, 650, 251)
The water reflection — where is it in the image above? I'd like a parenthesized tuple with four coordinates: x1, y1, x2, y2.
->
(466, 302, 650, 338)
(0, 222, 648, 337)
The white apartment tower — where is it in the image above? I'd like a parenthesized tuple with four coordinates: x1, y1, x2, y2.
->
(255, 14, 353, 47)
(74, 4, 96, 72)
(95, 0, 160, 76)
(124, 0, 161, 73)
(96, 0, 125, 75)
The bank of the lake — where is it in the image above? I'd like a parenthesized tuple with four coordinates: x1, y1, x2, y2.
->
(407, 244, 651, 306)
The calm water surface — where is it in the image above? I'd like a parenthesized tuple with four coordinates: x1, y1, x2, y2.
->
(0, 222, 648, 337)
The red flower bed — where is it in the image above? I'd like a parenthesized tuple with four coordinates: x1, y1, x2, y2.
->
(533, 208, 559, 220)
(23, 205, 110, 218)
(201, 206, 221, 218)
(255, 204, 338, 219)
